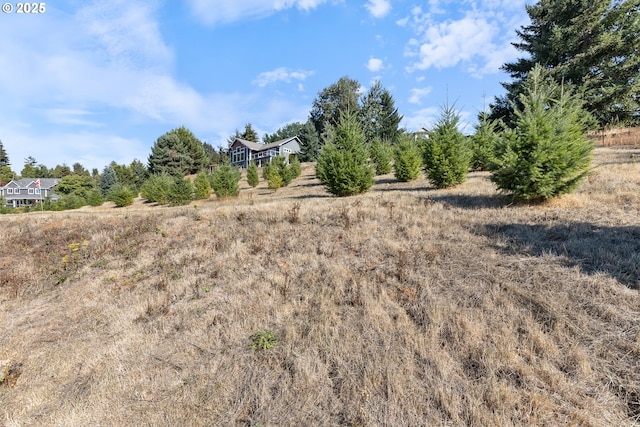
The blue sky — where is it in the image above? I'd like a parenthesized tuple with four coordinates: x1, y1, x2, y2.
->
(0, 0, 531, 171)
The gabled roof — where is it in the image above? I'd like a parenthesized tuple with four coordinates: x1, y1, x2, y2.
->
(233, 136, 300, 151)
(4, 178, 60, 189)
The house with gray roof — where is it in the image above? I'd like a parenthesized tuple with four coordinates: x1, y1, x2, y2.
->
(229, 136, 301, 169)
(0, 178, 61, 208)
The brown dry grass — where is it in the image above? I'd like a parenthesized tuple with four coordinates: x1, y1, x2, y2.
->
(1, 147, 639, 426)
(590, 126, 640, 147)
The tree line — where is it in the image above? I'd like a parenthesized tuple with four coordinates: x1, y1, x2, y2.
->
(1, 0, 638, 211)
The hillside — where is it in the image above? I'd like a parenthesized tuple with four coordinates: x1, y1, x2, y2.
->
(1, 147, 639, 426)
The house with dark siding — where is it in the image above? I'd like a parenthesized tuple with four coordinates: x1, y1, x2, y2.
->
(0, 178, 61, 208)
(229, 136, 301, 169)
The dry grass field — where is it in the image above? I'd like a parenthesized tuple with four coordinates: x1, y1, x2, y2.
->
(1, 147, 639, 426)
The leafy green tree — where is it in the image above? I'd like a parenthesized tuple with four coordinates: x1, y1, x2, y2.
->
(56, 193, 86, 210)
(170, 126, 209, 174)
(491, 65, 594, 201)
(360, 81, 403, 143)
(298, 119, 321, 162)
(246, 161, 259, 187)
(0, 140, 9, 167)
(211, 164, 242, 197)
(140, 174, 174, 204)
(99, 165, 118, 196)
(494, 0, 640, 127)
(393, 136, 423, 182)
(422, 104, 471, 188)
(0, 165, 15, 184)
(369, 138, 393, 175)
(310, 76, 361, 142)
(167, 176, 194, 206)
(108, 184, 134, 207)
(193, 172, 212, 199)
(56, 175, 96, 195)
(51, 164, 72, 177)
(470, 113, 500, 171)
(72, 162, 89, 176)
(35, 164, 52, 178)
(21, 157, 38, 178)
(316, 112, 374, 197)
(148, 133, 190, 176)
(86, 189, 104, 206)
(264, 122, 304, 143)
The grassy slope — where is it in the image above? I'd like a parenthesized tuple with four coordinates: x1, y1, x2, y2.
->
(1, 147, 639, 426)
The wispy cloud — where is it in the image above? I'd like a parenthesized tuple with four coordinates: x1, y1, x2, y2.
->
(186, 0, 338, 25)
(408, 87, 433, 105)
(252, 68, 314, 88)
(365, 0, 391, 18)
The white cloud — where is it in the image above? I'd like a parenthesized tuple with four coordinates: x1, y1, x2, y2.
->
(408, 87, 433, 105)
(403, 107, 438, 131)
(253, 68, 314, 87)
(401, 2, 529, 77)
(365, 0, 391, 18)
(366, 57, 384, 72)
(186, 0, 336, 25)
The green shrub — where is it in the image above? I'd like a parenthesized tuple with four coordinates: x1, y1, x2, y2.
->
(422, 105, 471, 188)
(393, 135, 422, 182)
(370, 138, 393, 175)
(56, 193, 86, 210)
(108, 184, 134, 207)
(246, 162, 259, 188)
(267, 173, 283, 190)
(250, 330, 277, 350)
(316, 112, 374, 197)
(193, 172, 212, 200)
(490, 65, 594, 201)
(167, 176, 194, 206)
(140, 174, 173, 204)
(289, 156, 302, 179)
(273, 156, 294, 186)
(211, 164, 241, 197)
(86, 189, 104, 206)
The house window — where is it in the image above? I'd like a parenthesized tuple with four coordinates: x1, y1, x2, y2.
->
(35, 189, 41, 195)
(28, 188, 34, 194)
(7, 188, 13, 194)
(232, 148, 245, 164)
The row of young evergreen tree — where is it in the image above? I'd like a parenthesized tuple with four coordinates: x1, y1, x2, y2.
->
(316, 65, 595, 202)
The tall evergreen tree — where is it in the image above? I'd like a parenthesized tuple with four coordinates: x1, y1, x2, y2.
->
(148, 133, 190, 176)
(240, 123, 259, 142)
(21, 157, 38, 178)
(99, 165, 118, 196)
(310, 76, 361, 142)
(360, 81, 403, 143)
(298, 119, 321, 162)
(0, 140, 9, 167)
(494, 0, 640, 127)
(315, 112, 374, 197)
(246, 161, 259, 188)
(422, 104, 471, 188)
(491, 65, 594, 201)
(170, 126, 209, 173)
